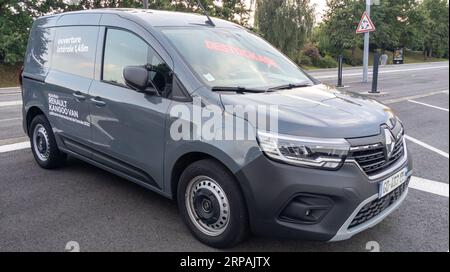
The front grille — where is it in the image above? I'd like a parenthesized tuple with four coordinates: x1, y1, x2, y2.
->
(349, 180, 409, 229)
(349, 136, 405, 176)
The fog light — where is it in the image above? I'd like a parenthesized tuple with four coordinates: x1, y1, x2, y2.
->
(279, 194, 333, 224)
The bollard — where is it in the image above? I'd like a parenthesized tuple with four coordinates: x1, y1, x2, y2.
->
(337, 55, 344, 88)
(370, 51, 380, 94)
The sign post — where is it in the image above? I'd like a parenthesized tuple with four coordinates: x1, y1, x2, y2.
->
(356, 0, 376, 83)
(370, 51, 380, 93)
(143, 0, 148, 9)
(337, 55, 344, 88)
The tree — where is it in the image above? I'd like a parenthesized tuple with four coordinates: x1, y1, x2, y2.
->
(319, 0, 364, 57)
(255, 0, 315, 60)
(369, 0, 416, 51)
(0, 0, 251, 64)
(0, 0, 71, 64)
(73, 1, 250, 25)
(412, 0, 449, 59)
(319, 0, 449, 61)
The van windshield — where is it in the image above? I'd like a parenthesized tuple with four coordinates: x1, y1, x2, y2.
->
(160, 27, 315, 90)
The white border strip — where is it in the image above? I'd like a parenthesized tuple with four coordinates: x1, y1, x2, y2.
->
(409, 100, 449, 112)
(0, 117, 22, 123)
(405, 135, 449, 159)
(0, 87, 20, 91)
(0, 141, 30, 153)
(410, 176, 449, 198)
(0, 142, 448, 198)
(0, 100, 22, 107)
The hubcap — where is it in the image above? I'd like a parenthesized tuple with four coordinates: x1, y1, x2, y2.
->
(185, 176, 230, 236)
(33, 124, 50, 162)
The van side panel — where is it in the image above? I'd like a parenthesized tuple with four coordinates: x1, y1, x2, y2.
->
(22, 17, 58, 134)
(89, 17, 173, 190)
(44, 25, 100, 157)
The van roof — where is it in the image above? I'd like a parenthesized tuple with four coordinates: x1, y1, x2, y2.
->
(42, 8, 242, 28)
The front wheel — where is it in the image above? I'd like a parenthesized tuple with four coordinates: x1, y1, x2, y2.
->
(30, 115, 66, 169)
(177, 159, 249, 248)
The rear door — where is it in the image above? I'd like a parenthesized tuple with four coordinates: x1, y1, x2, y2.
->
(88, 27, 173, 189)
(45, 24, 99, 157)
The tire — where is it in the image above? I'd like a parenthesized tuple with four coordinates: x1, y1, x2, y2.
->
(177, 159, 249, 248)
(29, 115, 66, 169)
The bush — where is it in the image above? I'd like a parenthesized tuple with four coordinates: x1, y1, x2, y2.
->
(343, 51, 363, 66)
(316, 55, 338, 68)
(296, 51, 313, 67)
(302, 43, 321, 62)
(297, 44, 338, 68)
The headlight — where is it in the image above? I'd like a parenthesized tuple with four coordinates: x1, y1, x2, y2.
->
(257, 130, 351, 170)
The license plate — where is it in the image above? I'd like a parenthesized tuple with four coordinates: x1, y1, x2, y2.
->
(379, 168, 408, 198)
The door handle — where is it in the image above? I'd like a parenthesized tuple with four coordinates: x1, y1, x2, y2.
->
(73, 91, 86, 101)
(91, 97, 106, 107)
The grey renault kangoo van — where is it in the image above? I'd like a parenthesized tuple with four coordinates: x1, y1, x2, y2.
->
(22, 9, 412, 248)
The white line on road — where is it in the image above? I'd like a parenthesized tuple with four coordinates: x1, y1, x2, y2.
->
(0, 141, 30, 154)
(0, 141, 448, 198)
(384, 90, 449, 104)
(0, 87, 20, 91)
(408, 100, 449, 112)
(307, 62, 450, 73)
(314, 65, 449, 79)
(0, 92, 21, 96)
(0, 117, 22, 123)
(405, 135, 449, 159)
(0, 100, 22, 107)
(410, 176, 449, 198)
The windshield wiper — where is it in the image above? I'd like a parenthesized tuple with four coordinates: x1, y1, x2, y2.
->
(211, 86, 267, 94)
(269, 82, 313, 91)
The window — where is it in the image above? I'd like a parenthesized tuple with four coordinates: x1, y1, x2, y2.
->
(103, 29, 172, 93)
(26, 21, 54, 76)
(52, 26, 98, 78)
(161, 27, 314, 89)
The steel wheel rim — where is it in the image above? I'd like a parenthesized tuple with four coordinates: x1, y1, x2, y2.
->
(33, 124, 50, 162)
(185, 176, 230, 236)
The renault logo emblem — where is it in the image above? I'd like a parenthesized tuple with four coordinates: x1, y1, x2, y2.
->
(384, 128, 396, 160)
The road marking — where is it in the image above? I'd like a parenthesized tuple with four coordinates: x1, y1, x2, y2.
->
(0, 142, 448, 199)
(0, 136, 29, 146)
(405, 135, 449, 159)
(0, 117, 22, 123)
(314, 65, 449, 79)
(410, 176, 449, 198)
(0, 87, 20, 91)
(408, 100, 449, 112)
(307, 62, 450, 73)
(384, 90, 449, 104)
(0, 100, 22, 107)
(0, 92, 21, 96)
(0, 141, 30, 154)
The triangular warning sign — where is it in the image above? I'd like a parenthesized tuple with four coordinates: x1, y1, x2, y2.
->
(356, 11, 376, 34)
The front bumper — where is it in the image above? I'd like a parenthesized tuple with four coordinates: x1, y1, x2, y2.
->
(235, 140, 413, 241)
(330, 184, 409, 241)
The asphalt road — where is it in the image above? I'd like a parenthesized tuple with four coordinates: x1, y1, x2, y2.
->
(0, 62, 448, 252)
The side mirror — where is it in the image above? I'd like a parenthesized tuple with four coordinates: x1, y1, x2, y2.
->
(123, 66, 149, 92)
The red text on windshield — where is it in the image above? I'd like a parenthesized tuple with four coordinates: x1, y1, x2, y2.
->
(205, 40, 279, 67)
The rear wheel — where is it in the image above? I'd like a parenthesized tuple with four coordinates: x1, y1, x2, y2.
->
(177, 159, 249, 248)
(30, 115, 66, 169)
